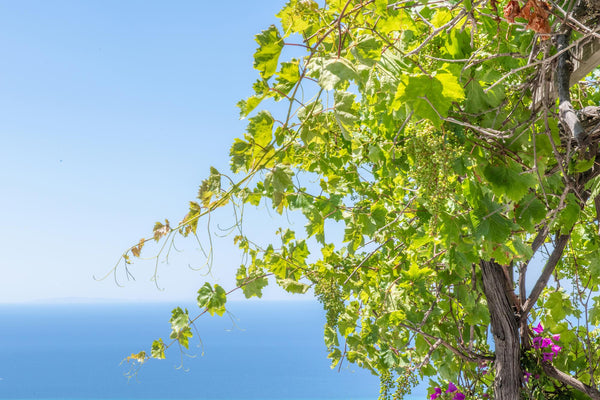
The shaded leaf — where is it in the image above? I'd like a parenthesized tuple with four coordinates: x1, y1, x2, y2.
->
(483, 163, 536, 202)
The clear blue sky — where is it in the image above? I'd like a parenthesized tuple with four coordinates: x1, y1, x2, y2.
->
(0, 0, 302, 303)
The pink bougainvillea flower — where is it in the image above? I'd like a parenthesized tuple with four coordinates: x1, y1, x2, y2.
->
(541, 338, 553, 348)
(447, 382, 458, 393)
(551, 344, 562, 355)
(533, 337, 542, 348)
(552, 334, 561, 342)
(543, 352, 554, 362)
(533, 323, 544, 334)
(430, 387, 442, 400)
(524, 371, 532, 382)
(454, 392, 465, 400)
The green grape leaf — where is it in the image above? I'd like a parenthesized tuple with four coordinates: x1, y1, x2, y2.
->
(236, 265, 269, 298)
(590, 296, 600, 325)
(254, 25, 284, 80)
(277, 277, 310, 294)
(483, 163, 536, 202)
(247, 110, 274, 148)
(198, 167, 222, 208)
(324, 325, 340, 348)
(197, 283, 227, 316)
(572, 156, 595, 173)
(151, 338, 166, 359)
(274, 59, 300, 96)
(555, 193, 581, 232)
(311, 57, 358, 90)
(334, 91, 358, 139)
(514, 194, 546, 231)
(392, 70, 463, 126)
(169, 307, 193, 348)
(353, 35, 382, 66)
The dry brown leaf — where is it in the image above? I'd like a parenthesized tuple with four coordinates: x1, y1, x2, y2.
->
(504, 0, 521, 23)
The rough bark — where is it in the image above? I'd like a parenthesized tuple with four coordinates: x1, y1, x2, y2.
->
(480, 260, 521, 400)
(543, 363, 600, 400)
(556, 29, 586, 145)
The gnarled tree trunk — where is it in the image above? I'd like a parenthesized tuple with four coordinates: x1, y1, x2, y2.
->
(480, 260, 521, 399)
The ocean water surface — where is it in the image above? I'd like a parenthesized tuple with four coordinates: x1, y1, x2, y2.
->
(0, 301, 424, 400)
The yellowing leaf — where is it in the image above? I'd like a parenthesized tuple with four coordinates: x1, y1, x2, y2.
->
(379, 10, 417, 34)
(125, 351, 147, 364)
(437, 72, 465, 101)
(153, 219, 171, 242)
(131, 239, 144, 257)
(431, 9, 453, 27)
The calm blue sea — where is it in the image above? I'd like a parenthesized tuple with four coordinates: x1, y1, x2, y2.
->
(0, 301, 424, 400)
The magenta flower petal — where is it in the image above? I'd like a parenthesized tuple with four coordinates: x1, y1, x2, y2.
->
(541, 338, 553, 348)
(543, 352, 554, 362)
(532, 337, 542, 349)
(447, 382, 458, 393)
(552, 344, 562, 355)
(430, 387, 442, 400)
(552, 334, 561, 342)
(533, 323, 544, 334)
(454, 393, 465, 400)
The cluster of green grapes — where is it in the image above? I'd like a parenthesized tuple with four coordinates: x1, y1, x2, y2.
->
(403, 123, 462, 214)
(312, 271, 345, 329)
(379, 370, 395, 400)
(378, 368, 419, 400)
(392, 369, 420, 400)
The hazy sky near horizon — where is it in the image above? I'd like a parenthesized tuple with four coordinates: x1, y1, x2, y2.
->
(0, 0, 308, 303)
